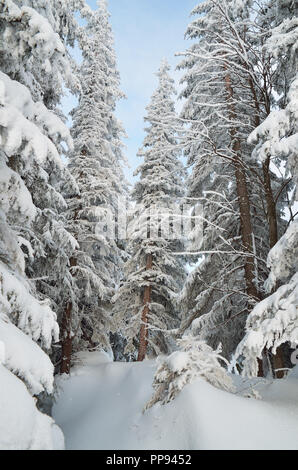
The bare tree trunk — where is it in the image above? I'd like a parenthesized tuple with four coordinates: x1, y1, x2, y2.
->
(272, 347, 286, 379)
(60, 301, 72, 374)
(224, 72, 259, 301)
(137, 253, 153, 362)
(224, 69, 264, 377)
(247, 75, 285, 377)
(60, 256, 77, 374)
(233, 150, 259, 300)
(247, 75, 278, 251)
(263, 159, 278, 249)
(262, 158, 285, 378)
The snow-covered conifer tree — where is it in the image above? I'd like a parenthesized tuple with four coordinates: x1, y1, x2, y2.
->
(234, 0, 298, 377)
(0, 0, 84, 447)
(63, 0, 128, 370)
(0, 0, 92, 378)
(113, 60, 186, 360)
(177, 0, 289, 363)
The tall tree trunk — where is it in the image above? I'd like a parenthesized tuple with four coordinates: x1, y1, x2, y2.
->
(247, 75, 285, 377)
(224, 71, 259, 301)
(233, 149, 259, 300)
(137, 253, 153, 361)
(247, 75, 278, 251)
(272, 347, 286, 379)
(263, 159, 278, 250)
(224, 69, 264, 377)
(60, 256, 77, 374)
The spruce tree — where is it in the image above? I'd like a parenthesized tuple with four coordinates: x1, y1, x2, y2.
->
(0, 0, 84, 447)
(235, 0, 298, 377)
(177, 0, 288, 363)
(61, 0, 128, 371)
(113, 60, 186, 360)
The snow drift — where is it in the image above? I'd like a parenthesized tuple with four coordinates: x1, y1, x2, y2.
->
(53, 351, 298, 450)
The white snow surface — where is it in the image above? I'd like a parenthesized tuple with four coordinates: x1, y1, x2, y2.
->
(0, 316, 55, 395)
(0, 363, 63, 450)
(53, 352, 298, 450)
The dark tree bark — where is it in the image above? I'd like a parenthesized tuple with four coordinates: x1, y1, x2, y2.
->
(137, 253, 153, 362)
(246, 74, 279, 251)
(224, 69, 265, 377)
(247, 75, 285, 377)
(262, 159, 285, 375)
(60, 256, 77, 374)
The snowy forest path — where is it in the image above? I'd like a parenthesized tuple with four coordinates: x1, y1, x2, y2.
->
(53, 353, 157, 450)
(53, 352, 298, 450)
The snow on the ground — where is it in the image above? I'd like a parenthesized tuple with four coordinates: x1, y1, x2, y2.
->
(53, 351, 298, 450)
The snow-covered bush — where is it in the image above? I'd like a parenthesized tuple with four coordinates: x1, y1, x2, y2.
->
(145, 335, 235, 410)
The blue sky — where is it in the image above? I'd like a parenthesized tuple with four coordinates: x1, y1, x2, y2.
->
(64, 0, 198, 181)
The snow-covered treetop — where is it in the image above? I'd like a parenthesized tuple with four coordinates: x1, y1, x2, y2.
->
(134, 59, 185, 209)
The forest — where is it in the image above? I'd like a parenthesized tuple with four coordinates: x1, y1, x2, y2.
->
(0, 0, 297, 451)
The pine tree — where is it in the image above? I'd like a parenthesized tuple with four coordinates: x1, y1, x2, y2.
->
(177, 0, 288, 363)
(113, 60, 186, 360)
(0, 0, 93, 379)
(234, 0, 298, 377)
(0, 0, 83, 447)
(61, 0, 128, 372)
